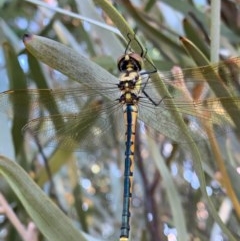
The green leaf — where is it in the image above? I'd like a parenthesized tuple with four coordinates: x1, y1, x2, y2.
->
(3, 42, 29, 156)
(0, 155, 91, 241)
(23, 34, 118, 94)
(148, 137, 188, 241)
(183, 17, 210, 59)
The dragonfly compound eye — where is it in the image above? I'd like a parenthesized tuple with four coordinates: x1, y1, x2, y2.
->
(128, 53, 143, 71)
(117, 53, 143, 72)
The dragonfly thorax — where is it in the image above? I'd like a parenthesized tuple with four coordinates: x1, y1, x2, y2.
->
(118, 92, 139, 104)
(118, 74, 139, 90)
(118, 56, 142, 106)
(118, 78, 141, 105)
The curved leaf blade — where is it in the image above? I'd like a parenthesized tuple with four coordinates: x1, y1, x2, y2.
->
(0, 155, 90, 241)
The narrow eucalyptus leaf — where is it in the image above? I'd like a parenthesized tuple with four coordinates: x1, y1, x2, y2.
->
(23, 34, 117, 94)
(3, 42, 28, 156)
(0, 156, 90, 241)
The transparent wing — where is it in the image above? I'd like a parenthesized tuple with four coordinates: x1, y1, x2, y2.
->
(0, 83, 119, 119)
(138, 96, 240, 144)
(0, 86, 125, 151)
(143, 56, 240, 96)
(1, 56, 240, 149)
(23, 100, 124, 151)
(138, 57, 240, 143)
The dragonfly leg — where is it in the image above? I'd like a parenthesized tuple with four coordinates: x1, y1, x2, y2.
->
(126, 33, 158, 74)
(126, 33, 145, 57)
(142, 78, 172, 106)
(140, 57, 157, 75)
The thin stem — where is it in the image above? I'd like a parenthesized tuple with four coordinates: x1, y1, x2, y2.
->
(210, 0, 221, 62)
(0, 193, 38, 241)
(135, 129, 165, 241)
(24, 0, 122, 37)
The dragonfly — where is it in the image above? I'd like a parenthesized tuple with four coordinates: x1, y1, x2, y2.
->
(1, 35, 240, 240)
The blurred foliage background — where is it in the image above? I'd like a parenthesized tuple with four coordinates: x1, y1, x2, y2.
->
(0, 0, 240, 241)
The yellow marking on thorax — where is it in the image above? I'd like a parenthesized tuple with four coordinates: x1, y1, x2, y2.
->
(125, 93, 132, 102)
(120, 72, 142, 92)
(120, 238, 129, 241)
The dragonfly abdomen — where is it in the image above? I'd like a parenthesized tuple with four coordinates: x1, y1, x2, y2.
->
(120, 104, 138, 240)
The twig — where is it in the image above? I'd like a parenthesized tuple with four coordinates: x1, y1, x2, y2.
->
(135, 128, 166, 241)
(0, 193, 38, 241)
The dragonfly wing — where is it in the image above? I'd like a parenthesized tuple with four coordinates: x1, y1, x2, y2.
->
(139, 96, 240, 144)
(138, 102, 194, 143)
(143, 57, 240, 96)
(170, 97, 240, 139)
(139, 57, 240, 144)
(22, 100, 125, 151)
(138, 79, 194, 143)
(0, 84, 118, 119)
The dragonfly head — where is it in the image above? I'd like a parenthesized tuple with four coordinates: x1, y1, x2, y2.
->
(117, 53, 143, 72)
